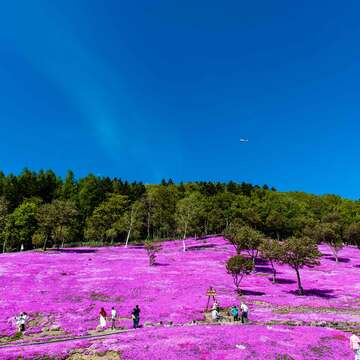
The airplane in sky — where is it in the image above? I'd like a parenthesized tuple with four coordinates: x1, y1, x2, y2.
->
(240, 138, 249, 143)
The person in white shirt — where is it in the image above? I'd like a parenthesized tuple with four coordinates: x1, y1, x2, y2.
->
(211, 308, 219, 322)
(111, 307, 117, 330)
(350, 334, 360, 360)
(240, 303, 249, 324)
(15, 312, 28, 332)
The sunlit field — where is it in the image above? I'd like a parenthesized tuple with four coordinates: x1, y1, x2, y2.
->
(0, 236, 358, 359)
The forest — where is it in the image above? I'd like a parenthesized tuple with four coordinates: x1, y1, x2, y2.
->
(0, 169, 360, 252)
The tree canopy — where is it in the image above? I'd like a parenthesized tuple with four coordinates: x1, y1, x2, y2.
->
(0, 169, 360, 251)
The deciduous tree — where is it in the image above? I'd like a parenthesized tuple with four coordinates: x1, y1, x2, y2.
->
(144, 240, 161, 266)
(279, 236, 321, 295)
(259, 239, 283, 283)
(226, 255, 253, 294)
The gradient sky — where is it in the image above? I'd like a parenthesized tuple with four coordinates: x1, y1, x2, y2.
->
(0, 1, 360, 198)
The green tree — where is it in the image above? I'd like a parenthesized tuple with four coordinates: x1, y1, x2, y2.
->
(175, 192, 203, 250)
(226, 255, 253, 294)
(259, 239, 283, 283)
(85, 194, 129, 243)
(124, 200, 145, 247)
(345, 223, 360, 247)
(0, 197, 9, 252)
(36, 203, 56, 250)
(62, 170, 78, 200)
(78, 174, 107, 219)
(144, 239, 161, 266)
(225, 224, 263, 267)
(279, 236, 321, 295)
(51, 200, 79, 247)
(36, 169, 62, 203)
(314, 222, 343, 263)
(4, 199, 40, 252)
(146, 184, 177, 239)
(32, 231, 47, 249)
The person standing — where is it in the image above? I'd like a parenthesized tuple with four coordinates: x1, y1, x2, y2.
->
(350, 334, 360, 360)
(132, 305, 140, 328)
(111, 307, 117, 330)
(240, 302, 249, 324)
(99, 307, 107, 329)
(231, 306, 239, 322)
(16, 312, 27, 333)
(211, 307, 219, 322)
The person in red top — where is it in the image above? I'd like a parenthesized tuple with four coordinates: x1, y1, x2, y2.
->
(99, 307, 107, 329)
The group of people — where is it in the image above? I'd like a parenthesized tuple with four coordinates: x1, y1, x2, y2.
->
(230, 303, 249, 323)
(98, 305, 141, 330)
(210, 300, 249, 324)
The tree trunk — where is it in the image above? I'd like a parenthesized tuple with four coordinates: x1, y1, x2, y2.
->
(183, 220, 188, 240)
(126, 207, 135, 248)
(330, 245, 339, 263)
(251, 250, 258, 272)
(43, 236, 48, 251)
(182, 239, 186, 252)
(295, 268, 304, 295)
(270, 260, 277, 283)
(2, 239, 7, 253)
(60, 225, 65, 248)
(147, 210, 151, 239)
(234, 274, 243, 294)
(125, 227, 131, 248)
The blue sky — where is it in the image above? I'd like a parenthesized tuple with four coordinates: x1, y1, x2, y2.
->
(0, 1, 359, 198)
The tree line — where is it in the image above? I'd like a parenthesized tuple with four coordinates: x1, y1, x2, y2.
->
(0, 169, 360, 253)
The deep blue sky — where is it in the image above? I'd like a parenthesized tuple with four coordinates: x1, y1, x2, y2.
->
(0, 1, 359, 198)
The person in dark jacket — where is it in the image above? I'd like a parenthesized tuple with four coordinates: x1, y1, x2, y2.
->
(132, 305, 141, 328)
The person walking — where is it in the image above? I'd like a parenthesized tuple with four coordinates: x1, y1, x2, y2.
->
(132, 305, 140, 329)
(111, 307, 117, 330)
(231, 306, 239, 322)
(240, 302, 249, 324)
(350, 333, 360, 360)
(99, 307, 107, 329)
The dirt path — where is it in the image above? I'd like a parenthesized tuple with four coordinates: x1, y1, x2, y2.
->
(1, 314, 359, 350)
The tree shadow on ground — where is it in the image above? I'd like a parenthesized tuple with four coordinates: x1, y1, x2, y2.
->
(186, 244, 217, 251)
(255, 258, 269, 266)
(241, 289, 266, 296)
(268, 278, 296, 284)
(255, 266, 275, 274)
(288, 288, 336, 299)
(50, 249, 98, 254)
(154, 263, 170, 267)
(324, 256, 350, 263)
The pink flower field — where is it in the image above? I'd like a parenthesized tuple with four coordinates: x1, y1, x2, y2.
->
(0, 236, 359, 359)
(0, 324, 354, 360)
